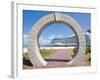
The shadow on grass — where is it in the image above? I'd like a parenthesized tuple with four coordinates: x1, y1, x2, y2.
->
(45, 59, 70, 62)
(23, 57, 33, 67)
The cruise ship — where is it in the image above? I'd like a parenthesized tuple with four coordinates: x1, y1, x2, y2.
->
(51, 32, 91, 47)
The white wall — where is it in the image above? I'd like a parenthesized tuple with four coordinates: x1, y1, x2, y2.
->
(0, 0, 100, 80)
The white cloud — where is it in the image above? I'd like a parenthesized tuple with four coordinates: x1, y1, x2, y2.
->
(39, 36, 51, 45)
(24, 34, 28, 46)
(56, 34, 64, 38)
(39, 34, 65, 45)
(48, 34, 55, 40)
(23, 34, 55, 46)
(68, 34, 75, 37)
(48, 34, 64, 39)
(24, 33, 74, 46)
(39, 34, 56, 45)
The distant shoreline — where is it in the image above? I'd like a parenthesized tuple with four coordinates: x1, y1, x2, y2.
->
(40, 46, 75, 49)
(23, 47, 75, 53)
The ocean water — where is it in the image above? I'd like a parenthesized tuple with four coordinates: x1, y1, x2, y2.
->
(39, 45, 76, 49)
(40, 45, 76, 47)
(23, 45, 76, 53)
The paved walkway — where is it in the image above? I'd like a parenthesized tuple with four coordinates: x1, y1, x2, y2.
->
(40, 49, 74, 68)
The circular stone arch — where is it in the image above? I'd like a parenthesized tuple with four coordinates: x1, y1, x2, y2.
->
(28, 13, 86, 67)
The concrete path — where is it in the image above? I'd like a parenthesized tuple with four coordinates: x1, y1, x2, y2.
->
(40, 49, 74, 68)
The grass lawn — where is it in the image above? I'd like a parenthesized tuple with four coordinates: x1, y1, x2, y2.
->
(40, 49, 56, 59)
(23, 49, 55, 69)
(23, 47, 91, 69)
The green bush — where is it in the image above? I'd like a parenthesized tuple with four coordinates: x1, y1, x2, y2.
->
(86, 47, 91, 54)
(23, 52, 33, 67)
(23, 52, 29, 60)
(85, 47, 91, 63)
(73, 48, 77, 54)
(72, 47, 77, 57)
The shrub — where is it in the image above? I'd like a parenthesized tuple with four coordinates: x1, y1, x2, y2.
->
(23, 52, 33, 67)
(23, 52, 29, 60)
(73, 48, 77, 54)
(86, 47, 91, 54)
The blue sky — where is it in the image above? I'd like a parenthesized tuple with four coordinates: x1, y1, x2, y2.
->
(23, 10, 91, 47)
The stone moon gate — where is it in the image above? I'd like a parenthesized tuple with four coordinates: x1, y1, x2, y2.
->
(28, 13, 86, 67)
